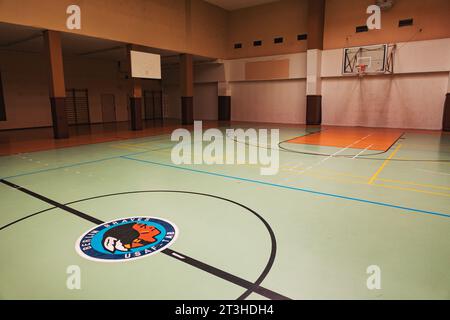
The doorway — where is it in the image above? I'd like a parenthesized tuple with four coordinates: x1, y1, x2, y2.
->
(144, 90, 163, 120)
(101, 94, 117, 123)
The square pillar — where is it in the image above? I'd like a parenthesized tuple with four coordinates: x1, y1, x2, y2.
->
(0, 72, 5, 121)
(127, 45, 143, 131)
(443, 72, 450, 131)
(180, 54, 194, 125)
(218, 81, 231, 121)
(44, 30, 69, 139)
(306, 0, 325, 125)
(306, 49, 323, 125)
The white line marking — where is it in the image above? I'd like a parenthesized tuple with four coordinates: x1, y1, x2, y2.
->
(353, 144, 374, 159)
(171, 252, 186, 260)
(282, 134, 373, 182)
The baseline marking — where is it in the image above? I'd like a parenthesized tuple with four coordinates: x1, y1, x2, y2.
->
(353, 144, 374, 159)
(120, 156, 450, 219)
(282, 134, 373, 181)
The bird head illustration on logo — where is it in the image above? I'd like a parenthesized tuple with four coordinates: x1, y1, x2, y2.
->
(102, 223, 161, 253)
(76, 217, 178, 262)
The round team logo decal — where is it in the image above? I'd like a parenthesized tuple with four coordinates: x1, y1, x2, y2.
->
(76, 217, 178, 262)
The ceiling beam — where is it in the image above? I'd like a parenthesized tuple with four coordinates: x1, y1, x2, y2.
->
(0, 32, 42, 48)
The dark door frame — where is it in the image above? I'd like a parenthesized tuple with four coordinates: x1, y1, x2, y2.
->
(144, 90, 163, 120)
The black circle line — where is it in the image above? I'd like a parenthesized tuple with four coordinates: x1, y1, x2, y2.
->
(226, 129, 450, 162)
(69, 190, 277, 301)
(0, 207, 56, 231)
(0, 190, 278, 301)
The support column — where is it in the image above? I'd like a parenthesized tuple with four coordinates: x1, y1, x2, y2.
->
(127, 45, 143, 131)
(130, 80, 143, 131)
(180, 54, 194, 125)
(44, 30, 68, 139)
(0, 72, 5, 121)
(306, 0, 325, 125)
(218, 82, 231, 121)
(443, 72, 450, 131)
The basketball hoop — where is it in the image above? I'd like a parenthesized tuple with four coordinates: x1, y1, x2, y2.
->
(342, 44, 394, 76)
(356, 64, 368, 76)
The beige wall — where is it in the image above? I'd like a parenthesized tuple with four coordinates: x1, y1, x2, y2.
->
(0, 51, 51, 130)
(0, 49, 161, 130)
(194, 82, 218, 120)
(227, 0, 308, 59)
(324, 0, 450, 50)
(64, 57, 128, 124)
(2, 0, 450, 130)
(0, 0, 228, 59)
(1, 0, 450, 60)
(190, 0, 228, 58)
(225, 53, 307, 81)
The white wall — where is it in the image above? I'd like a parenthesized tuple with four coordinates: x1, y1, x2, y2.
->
(321, 38, 450, 77)
(159, 54, 308, 124)
(223, 53, 307, 124)
(322, 73, 448, 129)
(230, 80, 306, 124)
(320, 38, 450, 129)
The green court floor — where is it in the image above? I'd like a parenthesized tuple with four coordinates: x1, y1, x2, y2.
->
(0, 126, 449, 300)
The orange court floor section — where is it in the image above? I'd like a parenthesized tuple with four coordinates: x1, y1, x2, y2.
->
(287, 127, 405, 151)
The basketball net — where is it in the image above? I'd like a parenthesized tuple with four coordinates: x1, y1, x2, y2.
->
(356, 64, 367, 76)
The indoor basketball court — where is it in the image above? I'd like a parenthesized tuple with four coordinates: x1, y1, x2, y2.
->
(0, 0, 449, 303)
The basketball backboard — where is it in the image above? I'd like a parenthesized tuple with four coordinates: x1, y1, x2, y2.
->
(342, 44, 396, 75)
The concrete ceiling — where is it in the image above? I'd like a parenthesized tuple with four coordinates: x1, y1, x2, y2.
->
(0, 22, 212, 64)
(204, 0, 279, 11)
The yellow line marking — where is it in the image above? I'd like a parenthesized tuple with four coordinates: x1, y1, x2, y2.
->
(126, 142, 162, 147)
(281, 168, 450, 197)
(120, 143, 146, 147)
(374, 183, 450, 198)
(147, 148, 450, 197)
(281, 167, 366, 181)
(368, 144, 402, 185)
(283, 160, 450, 190)
(110, 145, 147, 152)
(377, 178, 450, 191)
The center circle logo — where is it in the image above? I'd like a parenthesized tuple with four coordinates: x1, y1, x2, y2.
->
(76, 217, 178, 262)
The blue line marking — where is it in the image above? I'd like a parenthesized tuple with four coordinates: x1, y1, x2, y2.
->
(121, 156, 450, 219)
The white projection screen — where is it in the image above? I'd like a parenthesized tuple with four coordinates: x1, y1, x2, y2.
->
(130, 51, 161, 79)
